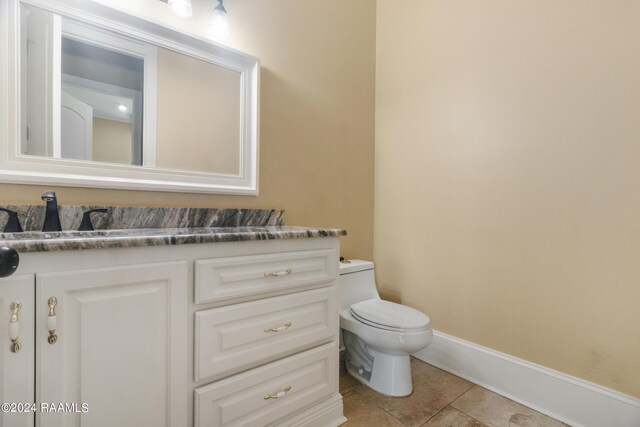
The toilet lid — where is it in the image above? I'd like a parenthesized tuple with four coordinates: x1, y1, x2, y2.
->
(349, 299, 430, 331)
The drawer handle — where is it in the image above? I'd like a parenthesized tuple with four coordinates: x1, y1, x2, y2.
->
(264, 385, 292, 400)
(264, 322, 292, 333)
(8, 301, 22, 353)
(263, 269, 292, 278)
(47, 297, 58, 345)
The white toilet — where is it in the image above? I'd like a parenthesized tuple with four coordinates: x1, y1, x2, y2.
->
(339, 260, 432, 397)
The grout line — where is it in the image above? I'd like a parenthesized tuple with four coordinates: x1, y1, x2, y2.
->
(418, 405, 489, 427)
(378, 405, 411, 427)
(340, 385, 359, 396)
(347, 386, 411, 426)
(419, 384, 478, 426)
(451, 386, 566, 426)
(454, 406, 490, 427)
(377, 381, 478, 426)
(448, 383, 478, 408)
(418, 405, 449, 426)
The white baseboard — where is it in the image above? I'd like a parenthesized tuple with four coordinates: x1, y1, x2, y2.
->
(279, 393, 346, 427)
(413, 331, 640, 427)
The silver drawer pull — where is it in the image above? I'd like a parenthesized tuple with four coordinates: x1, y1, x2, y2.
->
(263, 269, 292, 278)
(264, 385, 291, 400)
(264, 322, 292, 333)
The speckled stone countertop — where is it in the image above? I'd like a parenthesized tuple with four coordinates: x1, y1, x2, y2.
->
(0, 205, 346, 253)
(0, 226, 347, 253)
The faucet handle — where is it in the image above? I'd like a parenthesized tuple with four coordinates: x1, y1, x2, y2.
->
(79, 209, 109, 231)
(0, 208, 23, 233)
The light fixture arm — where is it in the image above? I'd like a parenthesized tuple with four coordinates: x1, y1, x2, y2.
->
(215, 0, 227, 14)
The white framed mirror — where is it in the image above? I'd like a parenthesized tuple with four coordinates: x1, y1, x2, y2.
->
(0, 0, 259, 195)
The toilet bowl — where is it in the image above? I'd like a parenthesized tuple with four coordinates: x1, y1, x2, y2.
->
(339, 260, 432, 397)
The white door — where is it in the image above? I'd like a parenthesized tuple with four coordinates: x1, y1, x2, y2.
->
(60, 92, 93, 160)
(35, 261, 188, 427)
(0, 274, 35, 427)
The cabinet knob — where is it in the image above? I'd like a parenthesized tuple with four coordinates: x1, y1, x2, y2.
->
(47, 297, 58, 345)
(8, 301, 22, 353)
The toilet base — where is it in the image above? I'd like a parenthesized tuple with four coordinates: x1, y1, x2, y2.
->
(346, 348, 413, 397)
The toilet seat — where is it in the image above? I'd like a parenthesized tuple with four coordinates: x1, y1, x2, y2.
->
(349, 299, 430, 332)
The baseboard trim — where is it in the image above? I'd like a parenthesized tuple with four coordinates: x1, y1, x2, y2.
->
(413, 331, 640, 427)
(279, 393, 347, 427)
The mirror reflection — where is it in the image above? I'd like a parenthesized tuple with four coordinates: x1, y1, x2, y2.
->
(61, 35, 144, 165)
(20, 3, 242, 175)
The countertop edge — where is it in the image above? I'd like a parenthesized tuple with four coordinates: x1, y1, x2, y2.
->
(0, 227, 347, 253)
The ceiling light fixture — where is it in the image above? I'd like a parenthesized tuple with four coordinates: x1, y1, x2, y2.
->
(118, 104, 127, 112)
(209, 0, 230, 39)
(167, 0, 193, 18)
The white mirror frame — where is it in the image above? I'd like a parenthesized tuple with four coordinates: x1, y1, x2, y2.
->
(0, 0, 259, 195)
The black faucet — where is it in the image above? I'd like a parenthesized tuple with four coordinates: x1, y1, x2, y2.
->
(79, 208, 109, 231)
(0, 208, 23, 233)
(41, 191, 62, 232)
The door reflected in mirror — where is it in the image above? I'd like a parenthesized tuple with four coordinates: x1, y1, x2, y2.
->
(20, 2, 242, 175)
(60, 35, 144, 165)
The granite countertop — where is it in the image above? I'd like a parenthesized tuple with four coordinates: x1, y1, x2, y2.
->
(0, 226, 347, 253)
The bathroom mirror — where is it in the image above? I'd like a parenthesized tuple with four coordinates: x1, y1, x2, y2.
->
(0, 0, 259, 194)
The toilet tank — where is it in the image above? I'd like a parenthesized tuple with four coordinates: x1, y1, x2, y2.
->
(338, 260, 379, 311)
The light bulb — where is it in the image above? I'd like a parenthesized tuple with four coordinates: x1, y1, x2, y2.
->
(118, 104, 127, 112)
(168, 0, 192, 18)
(209, 0, 229, 39)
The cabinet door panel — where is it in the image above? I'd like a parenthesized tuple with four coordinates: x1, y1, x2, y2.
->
(36, 261, 188, 427)
(0, 274, 35, 427)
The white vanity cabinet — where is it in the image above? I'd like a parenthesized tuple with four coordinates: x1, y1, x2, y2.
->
(192, 246, 343, 427)
(0, 236, 345, 427)
(35, 261, 188, 427)
(1, 261, 188, 427)
(0, 274, 35, 427)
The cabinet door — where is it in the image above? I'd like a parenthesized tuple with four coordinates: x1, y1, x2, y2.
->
(0, 274, 35, 427)
(35, 261, 188, 427)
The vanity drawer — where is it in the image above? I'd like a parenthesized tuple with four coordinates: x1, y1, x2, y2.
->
(194, 342, 337, 427)
(195, 287, 337, 381)
(194, 249, 337, 304)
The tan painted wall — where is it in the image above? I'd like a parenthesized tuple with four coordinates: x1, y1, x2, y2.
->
(1, 0, 376, 259)
(375, 0, 640, 397)
(92, 118, 132, 165)
(155, 48, 240, 175)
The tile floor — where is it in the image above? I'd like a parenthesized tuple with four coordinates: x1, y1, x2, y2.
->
(340, 358, 570, 427)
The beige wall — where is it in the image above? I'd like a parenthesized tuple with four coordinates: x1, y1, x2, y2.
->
(92, 117, 132, 165)
(375, 0, 640, 397)
(156, 48, 240, 174)
(1, 0, 376, 259)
